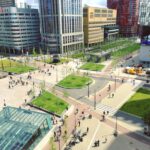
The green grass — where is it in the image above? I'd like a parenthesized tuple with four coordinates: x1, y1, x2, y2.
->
(70, 52, 84, 59)
(0, 59, 35, 74)
(112, 43, 140, 58)
(31, 91, 69, 115)
(120, 88, 150, 118)
(4, 66, 35, 74)
(57, 74, 92, 89)
(80, 63, 105, 71)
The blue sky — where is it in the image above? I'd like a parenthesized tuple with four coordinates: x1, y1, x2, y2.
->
(82, 0, 106, 6)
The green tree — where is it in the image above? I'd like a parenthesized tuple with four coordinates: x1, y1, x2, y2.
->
(49, 137, 56, 150)
(143, 111, 150, 135)
(32, 47, 37, 57)
(40, 80, 46, 93)
(0, 59, 4, 70)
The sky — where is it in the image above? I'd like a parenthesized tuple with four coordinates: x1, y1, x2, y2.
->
(16, 0, 107, 9)
(82, 0, 106, 7)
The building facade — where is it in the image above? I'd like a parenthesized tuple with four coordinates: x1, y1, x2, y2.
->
(0, 7, 40, 53)
(139, 0, 150, 62)
(0, 0, 15, 7)
(83, 6, 118, 47)
(117, 0, 139, 36)
(107, 0, 118, 9)
(39, 0, 84, 54)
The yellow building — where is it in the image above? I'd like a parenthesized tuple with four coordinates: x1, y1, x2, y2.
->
(83, 6, 118, 47)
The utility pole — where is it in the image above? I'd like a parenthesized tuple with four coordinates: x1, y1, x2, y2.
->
(94, 90, 96, 110)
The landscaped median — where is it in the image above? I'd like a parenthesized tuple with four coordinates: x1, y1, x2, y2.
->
(0, 59, 35, 74)
(57, 74, 92, 89)
(30, 90, 69, 116)
(120, 88, 150, 118)
(80, 62, 105, 71)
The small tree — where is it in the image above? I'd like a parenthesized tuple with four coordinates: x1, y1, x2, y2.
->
(32, 47, 37, 57)
(143, 111, 150, 135)
(49, 137, 56, 150)
(0, 59, 4, 70)
(40, 80, 46, 93)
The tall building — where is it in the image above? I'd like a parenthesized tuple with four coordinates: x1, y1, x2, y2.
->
(117, 0, 139, 36)
(139, 0, 150, 62)
(0, 0, 38, 9)
(0, 7, 40, 53)
(39, 0, 84, 54)
(107, 0, 118, 9)
(83, 6, 118, 47)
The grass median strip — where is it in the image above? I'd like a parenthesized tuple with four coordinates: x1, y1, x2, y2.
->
(31, 91, 69, 115)
(57, 74, 92, 89)
(80, 63, 105, 71)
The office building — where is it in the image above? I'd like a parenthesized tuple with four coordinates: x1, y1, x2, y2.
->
(139, 0, 150, 62)
(39, 0, 84, 54)
(117, 0, 139, 36)
(83, 6, 118, 47)
(0, 7, 40, 53)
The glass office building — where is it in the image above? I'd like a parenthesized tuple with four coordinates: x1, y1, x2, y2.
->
(39, 0, 84, 54)
(139, 0, 150, 62)
(0, 7, 40, 53)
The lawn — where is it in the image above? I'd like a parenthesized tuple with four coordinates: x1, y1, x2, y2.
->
(120, 88, 150, 118)
(112, 43, 140, 59)
(57, 74, 92, 89)
(80, 63, 105, 71)
(101, 39, 130, 51)
(31, 91, 69, 115)
(0, 59, 35, 74)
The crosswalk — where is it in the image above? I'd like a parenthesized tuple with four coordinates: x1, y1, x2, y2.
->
(96, 103, 118, 116)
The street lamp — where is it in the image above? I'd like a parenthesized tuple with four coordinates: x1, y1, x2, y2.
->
(94, 89, 96, 110)
(56, 67, 58, 82)
(115, 76, 117, 92)
(114, 115, 118, 137)
(87, 82, 90, 97)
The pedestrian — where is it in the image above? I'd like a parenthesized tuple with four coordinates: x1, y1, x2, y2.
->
(78, 121, 80, 127)
(107, 111, 109, 115)
(133, 80, 135, 85)
(97, 140, 100, 146)
(86, 127, 89, 133)
(103, 137, 107, 143)
(103, 111, 105, 115)
(112, 93, 114, 98)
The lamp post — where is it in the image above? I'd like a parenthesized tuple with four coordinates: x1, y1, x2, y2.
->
(94, 89, 96, 110)
(56, 67, 58, 82)
(115, 76, 117, 92)
(87, 82, 90, 97)
(114, 115, 118, 137)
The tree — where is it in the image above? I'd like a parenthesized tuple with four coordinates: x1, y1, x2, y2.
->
(49, 137, 56, 150)
(0, 58, 4, 70)
(40, 80, 46, 93)
(143, 111, 150, 135)
(32, 47, 37, 57)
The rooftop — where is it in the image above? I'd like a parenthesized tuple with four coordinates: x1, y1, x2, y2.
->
(0, 106, 52, 150)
